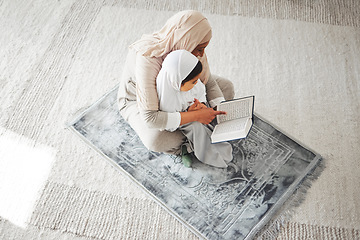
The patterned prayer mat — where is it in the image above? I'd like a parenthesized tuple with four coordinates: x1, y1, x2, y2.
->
(68, 86, 322, 240)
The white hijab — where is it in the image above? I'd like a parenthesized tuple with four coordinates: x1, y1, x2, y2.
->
(156, 50, 206, 113)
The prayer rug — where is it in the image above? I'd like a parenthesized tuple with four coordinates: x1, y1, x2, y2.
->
(68, 86, 322, 240)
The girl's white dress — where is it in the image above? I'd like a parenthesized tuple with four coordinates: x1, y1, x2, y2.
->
(156, 50, 233, 168)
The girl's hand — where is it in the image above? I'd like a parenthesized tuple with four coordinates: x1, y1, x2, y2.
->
(179, 107, 226, 126)
(195, 108, 226, 124)
(188, 98, 207, 111)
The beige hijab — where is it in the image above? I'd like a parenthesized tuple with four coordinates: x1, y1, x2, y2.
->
(130, 10, 212, 83)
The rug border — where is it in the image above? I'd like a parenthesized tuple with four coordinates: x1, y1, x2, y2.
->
(246, 114, 322, 239)
(66, 85, 322, 240)
(245, 135, 321, 238)
(66, 85, 207, 239)
(67, 125, 206, 239)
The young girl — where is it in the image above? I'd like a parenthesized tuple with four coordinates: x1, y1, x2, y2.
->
(156, 50, 233, 168)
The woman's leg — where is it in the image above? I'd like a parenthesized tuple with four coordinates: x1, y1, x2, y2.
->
(120, 102, 185, 155)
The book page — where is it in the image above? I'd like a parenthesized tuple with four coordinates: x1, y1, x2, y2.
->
(214, 118, 249, 134)
(217, 97, 253, 123)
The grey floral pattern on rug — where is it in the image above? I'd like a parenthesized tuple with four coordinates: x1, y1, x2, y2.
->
(68, 86, 321, 240)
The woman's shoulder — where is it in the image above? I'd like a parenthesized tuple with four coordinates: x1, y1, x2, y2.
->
(135, 50, 163, 67)
(130, 50, 164, 83)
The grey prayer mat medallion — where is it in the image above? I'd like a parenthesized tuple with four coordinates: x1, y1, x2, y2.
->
(68, 86, 322, 240)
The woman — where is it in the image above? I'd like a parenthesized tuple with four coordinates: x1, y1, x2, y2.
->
(117, 10, 234, 155)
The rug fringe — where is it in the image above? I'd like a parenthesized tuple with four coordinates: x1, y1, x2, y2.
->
(254, 157, 326, 239)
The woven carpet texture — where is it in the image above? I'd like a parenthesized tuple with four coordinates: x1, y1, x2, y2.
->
(0, 0, 359, 239)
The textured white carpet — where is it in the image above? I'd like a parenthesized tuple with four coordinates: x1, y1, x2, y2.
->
(0, 0, 359, 239)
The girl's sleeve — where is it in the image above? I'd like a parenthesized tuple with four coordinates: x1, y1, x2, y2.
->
(135, 53, 181, 130)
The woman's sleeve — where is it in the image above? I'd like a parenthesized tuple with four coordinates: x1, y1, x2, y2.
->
(135, 53, 161, 111)
(142, 110, 181, 131)
(135, 53, 181, 130)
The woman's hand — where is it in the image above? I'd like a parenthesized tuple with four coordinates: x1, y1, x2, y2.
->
(188, 98, 207, 111)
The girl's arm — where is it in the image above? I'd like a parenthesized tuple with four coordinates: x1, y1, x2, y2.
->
(180, 108, 226, 125)
(135, 53, 225, 129)
(141, 107, 225, 130)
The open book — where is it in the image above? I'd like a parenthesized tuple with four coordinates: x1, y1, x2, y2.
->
(211, 96, 254, 143)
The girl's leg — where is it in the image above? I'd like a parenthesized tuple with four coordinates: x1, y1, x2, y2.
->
(180, 122, 233, 168)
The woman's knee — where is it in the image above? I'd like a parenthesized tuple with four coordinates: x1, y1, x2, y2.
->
(223, 79, 235, 100)
(121, 104, 185, 154)
(213, 75, 235, 100)
(141, 129, 185, 155)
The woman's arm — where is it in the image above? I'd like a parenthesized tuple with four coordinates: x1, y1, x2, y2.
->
(135, 53, 177, 130)
(135, 52, 163, 111)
